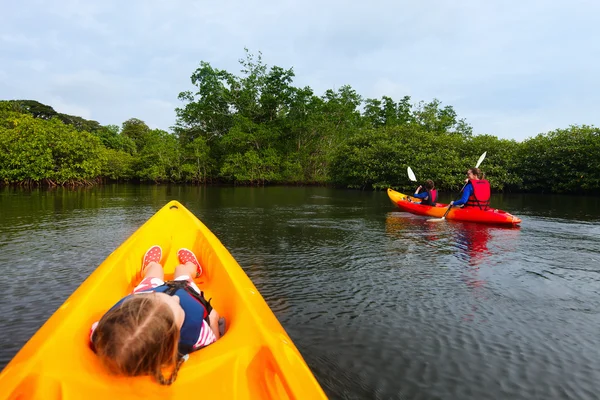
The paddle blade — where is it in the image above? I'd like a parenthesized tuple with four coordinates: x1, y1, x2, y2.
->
(427, 205, 452, 222)
(407, 167, 417, 182)
(426, 217, 446, 222)
(475, 152, 487, 168)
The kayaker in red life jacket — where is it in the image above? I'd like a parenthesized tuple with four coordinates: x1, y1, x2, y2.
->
(450, 168, 491, 210)
(90, 246, 225, 385)
(413, 179, 438, 206)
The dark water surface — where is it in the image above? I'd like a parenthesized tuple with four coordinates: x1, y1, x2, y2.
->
(1, 185, 599, 399)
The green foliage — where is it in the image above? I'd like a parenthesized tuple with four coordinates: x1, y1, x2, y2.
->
(329, 126, 466, 191)
(220, 148, 280, 185)
(1, 100, 102, 132)
(135, 129, 181, 182)
(279, 153, 304, 183)
(121, 118, 151, 151)
(515, 125, 600, 193)
(101, 148, 135, 181)
(2, 100, 57, 120)
(180, 136, 214, 183)
(329, 128, 398, 190)
(57, 114, 102, 132)
(1, 51, 598, 193)
(94, 124, 136, 154)
(461, 135, 522, 191)
(0, 112, 54, 182)
(175, 62, 234, 143)
(0, 113, 103, 184)
(364, 96, 413, 128)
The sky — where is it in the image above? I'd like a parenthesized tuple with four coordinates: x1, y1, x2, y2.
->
(1, 0, 598, 142)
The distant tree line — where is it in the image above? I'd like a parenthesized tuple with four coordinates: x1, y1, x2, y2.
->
(1, 50, 598, 193)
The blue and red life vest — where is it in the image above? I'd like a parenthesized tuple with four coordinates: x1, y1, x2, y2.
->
(102, 281, 212, 355)
(465, 179, 490, 209)
(421, 189, 437, 206)
(153, 281, 212, 355)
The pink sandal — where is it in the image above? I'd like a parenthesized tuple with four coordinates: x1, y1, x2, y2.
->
(177, 248, 203, 277)
(142, 245, 162, 275)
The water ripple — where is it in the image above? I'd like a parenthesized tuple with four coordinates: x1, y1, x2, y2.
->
(2, 187, 600, 399)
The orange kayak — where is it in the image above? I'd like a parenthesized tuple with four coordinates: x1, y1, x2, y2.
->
(0, 201, 326, 400)
(387, 188, 522, 226)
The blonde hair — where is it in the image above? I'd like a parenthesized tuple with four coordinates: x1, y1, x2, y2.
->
(92, 293, 184, 385)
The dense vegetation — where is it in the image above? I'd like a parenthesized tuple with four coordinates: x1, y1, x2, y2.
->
(1, 51, 598, 193)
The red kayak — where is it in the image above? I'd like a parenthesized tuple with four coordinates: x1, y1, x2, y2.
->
(387, 188, 522, 226)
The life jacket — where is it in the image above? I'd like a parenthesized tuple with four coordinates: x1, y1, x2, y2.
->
(420, 189, 437, 206)
(153, 280, 213, 355)
(465, 179, 490, 210)
(99, 281, 213, 355)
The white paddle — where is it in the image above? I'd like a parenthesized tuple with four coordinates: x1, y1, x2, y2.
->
(406, 166, 419, 201)
(407, 166, 417, 182)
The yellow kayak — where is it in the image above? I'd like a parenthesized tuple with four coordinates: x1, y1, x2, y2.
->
(0, 201, 326, 400)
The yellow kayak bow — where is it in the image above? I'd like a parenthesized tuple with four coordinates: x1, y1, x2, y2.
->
(0, 201, 326, 400)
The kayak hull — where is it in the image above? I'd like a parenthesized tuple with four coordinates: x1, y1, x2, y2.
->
(387, 188, 522, 225)
(0, 201, 326, 399)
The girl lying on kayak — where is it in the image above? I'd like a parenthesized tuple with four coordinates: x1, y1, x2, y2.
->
(90, 246, 223, 385)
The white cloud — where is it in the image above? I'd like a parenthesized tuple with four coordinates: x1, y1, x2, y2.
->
(48, 96, 92, 119)
(1, 0, 599, 141)
(1, 33, 39, 47)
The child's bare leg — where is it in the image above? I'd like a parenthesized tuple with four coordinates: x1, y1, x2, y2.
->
(208, 309, 221, 339)
(143, 262, 164, 280)
(174, 262, 196, 279)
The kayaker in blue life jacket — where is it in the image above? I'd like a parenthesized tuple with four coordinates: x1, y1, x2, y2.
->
(413, 179, 438, 206)
(90, 246, 224, 385)
(450, 168, 491, 210)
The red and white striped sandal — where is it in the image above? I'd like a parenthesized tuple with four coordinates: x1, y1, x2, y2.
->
(177, 248, 203, 277)
(141, 245, 162, 275)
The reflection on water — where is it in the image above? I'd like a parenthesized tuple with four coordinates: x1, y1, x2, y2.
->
(384, 214, 524, 324)
(1, 186, 600, 400)
(453, 222, 494, 265)
(384, 212, 521, 267)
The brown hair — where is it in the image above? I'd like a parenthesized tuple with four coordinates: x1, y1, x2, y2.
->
(468, 168, 483, 179)
(92, 294, 184, 385)
(424, 179, 435, 190)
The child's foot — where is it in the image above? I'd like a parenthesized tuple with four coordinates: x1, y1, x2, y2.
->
(142, 245, 162, 275)
(177, 248, 203, 277)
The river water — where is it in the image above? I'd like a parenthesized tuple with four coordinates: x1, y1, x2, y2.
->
(1, 185, 599, 399)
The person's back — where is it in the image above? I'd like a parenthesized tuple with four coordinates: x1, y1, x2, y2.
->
(414, 179, 437, 206)
(465, 178, 491, 209)
(451, 168, 490, 209)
